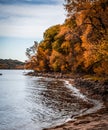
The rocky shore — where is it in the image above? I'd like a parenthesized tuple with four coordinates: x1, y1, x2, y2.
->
(26, 72, 108, 104)
(43, 107, 108, 130)
(43, 77, 108, 130)
(25, 71, 108, 130)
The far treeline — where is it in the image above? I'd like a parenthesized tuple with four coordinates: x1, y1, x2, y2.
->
(0, 59, 24, 69)
(25, 0, 108, 76)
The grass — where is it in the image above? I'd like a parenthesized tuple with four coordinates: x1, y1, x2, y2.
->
(83, 74, 108, 82)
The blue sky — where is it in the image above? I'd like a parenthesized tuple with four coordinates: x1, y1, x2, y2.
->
(0, 0, 65, 61)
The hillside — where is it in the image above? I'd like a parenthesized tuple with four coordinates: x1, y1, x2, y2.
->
(0, 59, 24, 69)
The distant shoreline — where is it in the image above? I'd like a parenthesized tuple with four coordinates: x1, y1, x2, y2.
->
(0, 59, 24, 69)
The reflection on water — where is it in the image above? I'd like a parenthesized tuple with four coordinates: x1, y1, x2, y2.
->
(0, 70, 89, 130)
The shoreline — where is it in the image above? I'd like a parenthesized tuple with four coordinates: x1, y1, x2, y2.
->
(26, 71, 108, 104)
(25, 71, 108, 130)
(43, 107, 108, 130)
(43, 79, 107, 130)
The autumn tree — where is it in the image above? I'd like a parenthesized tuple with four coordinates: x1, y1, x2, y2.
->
(25, 0, 108, 76)
(25, 41, 38, 70)
(25, 41, 38, 59)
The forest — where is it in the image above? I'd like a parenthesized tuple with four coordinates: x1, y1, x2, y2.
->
(25, 0, 108, 76)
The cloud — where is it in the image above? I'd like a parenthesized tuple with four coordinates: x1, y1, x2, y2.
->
(0, 3, 65, 40)
(0, 0, 65, 5)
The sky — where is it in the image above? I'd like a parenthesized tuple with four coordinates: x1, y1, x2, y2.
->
(0, 0, 66, 61)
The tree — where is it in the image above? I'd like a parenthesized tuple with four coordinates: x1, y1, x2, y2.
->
(43, 25, 60, 42)
(25, 0, 108, 76)
(64, 0, 93, 17)
(25, 41, 38, 59)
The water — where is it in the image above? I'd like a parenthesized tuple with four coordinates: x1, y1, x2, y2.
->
(0, 70, 100, 130)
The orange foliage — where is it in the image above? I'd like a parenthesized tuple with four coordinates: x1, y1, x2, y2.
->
(25, 0, 108, 76)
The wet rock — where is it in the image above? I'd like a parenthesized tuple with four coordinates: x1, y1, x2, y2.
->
(74, 120, 90, 125)
(74, 77, 108, 103)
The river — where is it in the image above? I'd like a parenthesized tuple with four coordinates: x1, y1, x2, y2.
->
(0, 70, 103, 130)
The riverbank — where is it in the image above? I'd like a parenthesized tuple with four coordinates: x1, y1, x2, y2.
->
(43, 77, 108, 130)
(25, 72, 108, 130)
(43, 107, 108, 130)
(26, 72, 108, 103)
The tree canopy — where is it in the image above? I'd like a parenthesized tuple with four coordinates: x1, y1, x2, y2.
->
(25, 0, 108, 76)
